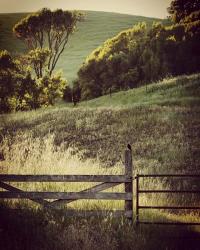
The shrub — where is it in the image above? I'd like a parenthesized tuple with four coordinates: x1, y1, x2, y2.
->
(0, 50, 67, 113)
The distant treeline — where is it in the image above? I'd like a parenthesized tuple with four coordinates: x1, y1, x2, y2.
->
(68, 0, 200, 101)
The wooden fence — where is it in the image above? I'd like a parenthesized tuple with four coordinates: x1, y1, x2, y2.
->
(135, 174, 200, 225)
(0, 149, 133, 220)
(1, 148, 200, 225)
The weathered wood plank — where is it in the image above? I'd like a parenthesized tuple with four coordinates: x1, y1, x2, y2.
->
(139, 221, 200, 225)
(0, 175, 131, 183)
(139, 190, 200, 193)
(0, 181, 50, 207)
(0, 191, 132, 200)
(51, 182, 121, 207)
(137, 174, 200, 178)
(124, 148, 133, 221)
(136, 176, 139, 225)
(139, 206, 200, 209)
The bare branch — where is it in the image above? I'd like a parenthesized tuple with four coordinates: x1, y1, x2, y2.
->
(13, 9, 83, 78)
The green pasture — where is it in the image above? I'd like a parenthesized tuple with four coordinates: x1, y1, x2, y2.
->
(0, 11, 164, 83)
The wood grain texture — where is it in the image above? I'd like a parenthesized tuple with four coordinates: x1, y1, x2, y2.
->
(0, 191, 132, 200)
(0, 174, 131, 183)
(51, 182, 121, 206)
(124, 149, 133, 220)
(0, 181, 50, 206)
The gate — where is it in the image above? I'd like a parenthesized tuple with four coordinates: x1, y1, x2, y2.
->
(135, 174, 200, 225)
(0, 149, 133, 220)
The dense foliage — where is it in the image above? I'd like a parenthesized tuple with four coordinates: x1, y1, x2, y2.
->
(0, 50, 34, 112)
(13, 8, 83, 78)
(0, 8, 83, 113)
(168, 0, 200, 23)
(0, 50, 66, 113)
(74, 0, 200, 101)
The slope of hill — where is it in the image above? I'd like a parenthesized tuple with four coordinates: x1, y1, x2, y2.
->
(79, 73, 200, 108)
(0, 11, 165, 83)
(0, 73, 200, 249)
(1, 73, 199, 167)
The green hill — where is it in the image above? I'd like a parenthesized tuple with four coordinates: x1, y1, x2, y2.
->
(78, 73, 200, 108)
(0, 11, 164, 83)
(1, 73, 199, 167)
(0, 73, 200, 249)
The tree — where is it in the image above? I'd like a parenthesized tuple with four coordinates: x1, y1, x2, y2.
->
(0, 50, 36, 112)
(26, 48, 51, 79)
(0, 51, 15, 112)
(168, 0, 200, 23)
(72, 79, 81, 104)
(0, 50, 68, 113)
(75, 16, 200, 101)
(63, 85, 73, 103)
(13, 8, 83, 78)
(0, 50, 15, 69)
(36, 73, 67, 106)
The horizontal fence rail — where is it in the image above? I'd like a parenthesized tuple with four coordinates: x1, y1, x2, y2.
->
(138, 206, 200, 209)
(136, 221, 200, 226)
(136, 174, 200, 226)
(0, 148, 134, 220)
(0, 191, 132, 200)
(137, 174, 200, 178)
(0, 174, 132, 183)
(138, 190, 200, 193)
(2, 152, 199, 225)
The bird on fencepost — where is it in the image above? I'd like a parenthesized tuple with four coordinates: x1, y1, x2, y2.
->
(127, 144, 132, 151)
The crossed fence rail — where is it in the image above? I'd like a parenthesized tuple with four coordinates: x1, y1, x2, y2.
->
(0, 149, 133, 219)
(0, 148, 200, 225)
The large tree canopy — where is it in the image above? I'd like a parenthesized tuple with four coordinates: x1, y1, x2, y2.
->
(74, 21, 200, 101)
(0, 49, 67, 113)
(13, 8, 83, 78)
(0, 50, 34, 112)
(71, 0, 200, 101)
(168, 0, 200, 23)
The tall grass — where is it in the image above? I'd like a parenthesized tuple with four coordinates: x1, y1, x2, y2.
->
(0, 74, 200, 249)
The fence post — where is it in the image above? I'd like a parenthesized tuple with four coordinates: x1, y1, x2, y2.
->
(136, 175, 139, 226)
(124, 146, 133, 222)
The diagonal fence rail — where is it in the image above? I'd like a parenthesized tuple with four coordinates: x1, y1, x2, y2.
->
(0, 148, 133, 220)
(1, 148, 200, 225)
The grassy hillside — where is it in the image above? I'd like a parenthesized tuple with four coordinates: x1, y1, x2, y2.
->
(0, 11, 164, 83)
(79, 74, 200, 108)
(1, 73, 199, 169)
(0, 74, 200, 249)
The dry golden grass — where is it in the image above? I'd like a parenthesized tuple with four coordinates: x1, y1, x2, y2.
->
(0, 74, 200, 249)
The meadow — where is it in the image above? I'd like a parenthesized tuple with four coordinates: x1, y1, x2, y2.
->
(0, 11, 165, 83)
(0, 73, 200, 249)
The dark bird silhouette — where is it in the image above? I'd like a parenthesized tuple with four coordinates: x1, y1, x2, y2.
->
(127, 144, 132, 151)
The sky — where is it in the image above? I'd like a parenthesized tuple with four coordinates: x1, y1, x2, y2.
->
(0, 0, 171, 18)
